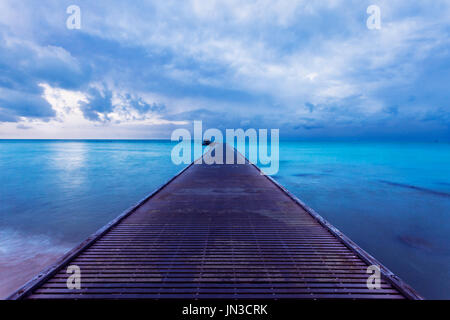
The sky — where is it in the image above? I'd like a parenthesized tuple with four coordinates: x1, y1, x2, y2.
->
(0, 0, 449, 140)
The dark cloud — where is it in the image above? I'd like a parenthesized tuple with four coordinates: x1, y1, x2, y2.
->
(79, 88, 167, 122)
(0, 90, 55, 122)
(421, 108, 450, 124)
(305, 102, 315, 113)
(79, 87, 114, 121)
(0, 31, 87, 122)
(0, 109, 19, 122)
(123, 94, 165, 115)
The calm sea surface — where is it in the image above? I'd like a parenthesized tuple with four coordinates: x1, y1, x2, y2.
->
(0, 140, 449, 299)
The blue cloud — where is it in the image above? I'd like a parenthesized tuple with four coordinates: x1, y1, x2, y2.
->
(0, 89, 55, 122)
(305, 103, 315, 113)
(79, 87, 113, 121)
(124, 94, 165, 115)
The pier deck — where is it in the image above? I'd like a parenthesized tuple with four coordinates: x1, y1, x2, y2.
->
(10, 144, 421, 299)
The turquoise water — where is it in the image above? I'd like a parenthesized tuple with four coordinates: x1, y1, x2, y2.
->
(0, 140, 449, 299)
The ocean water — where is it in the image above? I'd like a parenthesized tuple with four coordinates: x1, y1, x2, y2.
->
(0, 140, 449, 299)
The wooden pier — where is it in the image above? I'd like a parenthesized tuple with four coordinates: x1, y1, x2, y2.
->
(9, 144, 421, 299)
